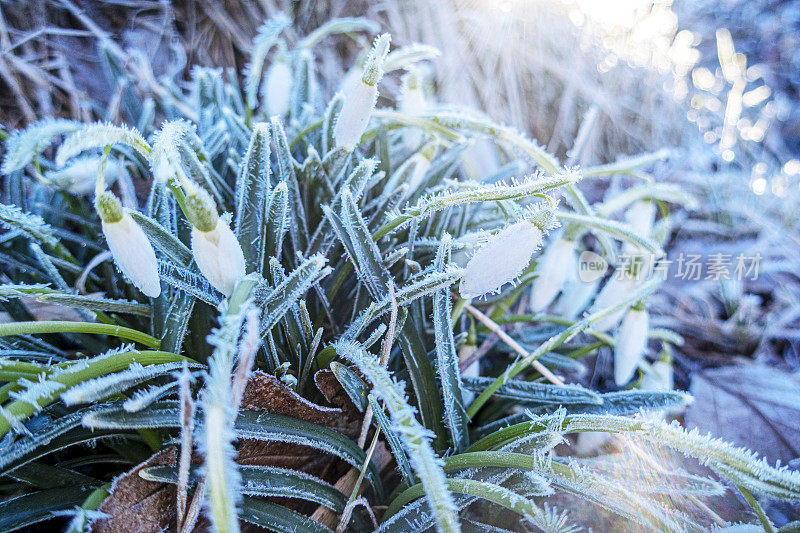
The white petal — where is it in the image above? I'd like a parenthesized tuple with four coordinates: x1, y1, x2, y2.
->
(334, 81, 378, 152)
(530, 238, 575, 312)
(460, 220, 543, 299)
(103, 213, 161, 297)
(192, 220, 246, 296)
(614, 308, 649, 385)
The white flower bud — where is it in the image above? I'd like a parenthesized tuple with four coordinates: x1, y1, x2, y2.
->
(333, 79, 378, 152)
(530, 238, 575, 312)
(590, 275, 639, 331)
(96, 192, 161, 298)
(614, 307, 649, 385)
(334, 34, 391, 152)
(46, 157, 123, 195)
(191, 217, 246, 296)
(262, 55, 292, 117)
(460, 209, 555, 299)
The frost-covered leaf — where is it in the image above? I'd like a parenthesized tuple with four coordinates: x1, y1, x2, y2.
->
(141, 463, 346, 512)
(333, 340, 460, 532)
(60, 361, 202, 406)
(234, 123, 271, 270)
(433, 234, 469, 453)
(129, 211, 192, 266)
(56, 122, 150, 166)
(0, 203, 58, 249)
(1, 119, 81, 174)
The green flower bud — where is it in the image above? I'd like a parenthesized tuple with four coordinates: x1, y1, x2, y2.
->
(94, 191, 124, 224)
(185, 187, 219, 232)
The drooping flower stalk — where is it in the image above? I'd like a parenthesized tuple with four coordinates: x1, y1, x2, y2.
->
(460, 206, 557, 299)
(333, 33, 391, 151)
(95, 189, 161, 298)
(183, 183, 246, 296)
(614, 303, 649, 385)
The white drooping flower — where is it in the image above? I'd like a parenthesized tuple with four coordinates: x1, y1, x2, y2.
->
(399, 69, 427, 150)
(95, 192, 161, 298)
(334, 34, 391, 152)
(626, 200, 656, 237)
(530, 237, 575, 312)
(399, 143, 436, 198)
(590, 274, 639, 331)
(460, 208, 557, 299)
(554, 266, 600, 319)
(623, 200, 656, 253)
(46, 157, 124, 195)
(262, 54, 292, 117)
(184, 185, 246, 296)
(191, 218, 246, 296)
(641, 359, 673, 392)
(614, 306, 649, 385)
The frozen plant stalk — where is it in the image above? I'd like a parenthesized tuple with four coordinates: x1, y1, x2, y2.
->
(460, 207, 557, 299)
(333, 33, 391, 152)
(95, 190, 160, 298)
(614, 305, 649, 385)
(185, 184, 246, 296)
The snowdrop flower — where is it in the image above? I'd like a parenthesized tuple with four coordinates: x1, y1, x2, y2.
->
(590, 275, 639, 331)
(460, 207, 557, 299)
(399, 69, 427, 150)
(623, 200, 656, 253)
(554, 267, 600, 319)
(530, 237, 575, 312)
(400, 142, 437, 198)
(185, 185, 246, 296)
(640, 357, 673, 392)
(95, 191, 161, 298)
(46, 157, 124, 195)
(614, 305, 649, 385)
(262, 52, 292, 117)
(334, 33, 391, 152)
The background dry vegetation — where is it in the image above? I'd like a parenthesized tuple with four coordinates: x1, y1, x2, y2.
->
(1, 0, 799, 527)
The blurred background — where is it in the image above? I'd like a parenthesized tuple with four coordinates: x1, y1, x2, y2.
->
(1, 0, 798, 523)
